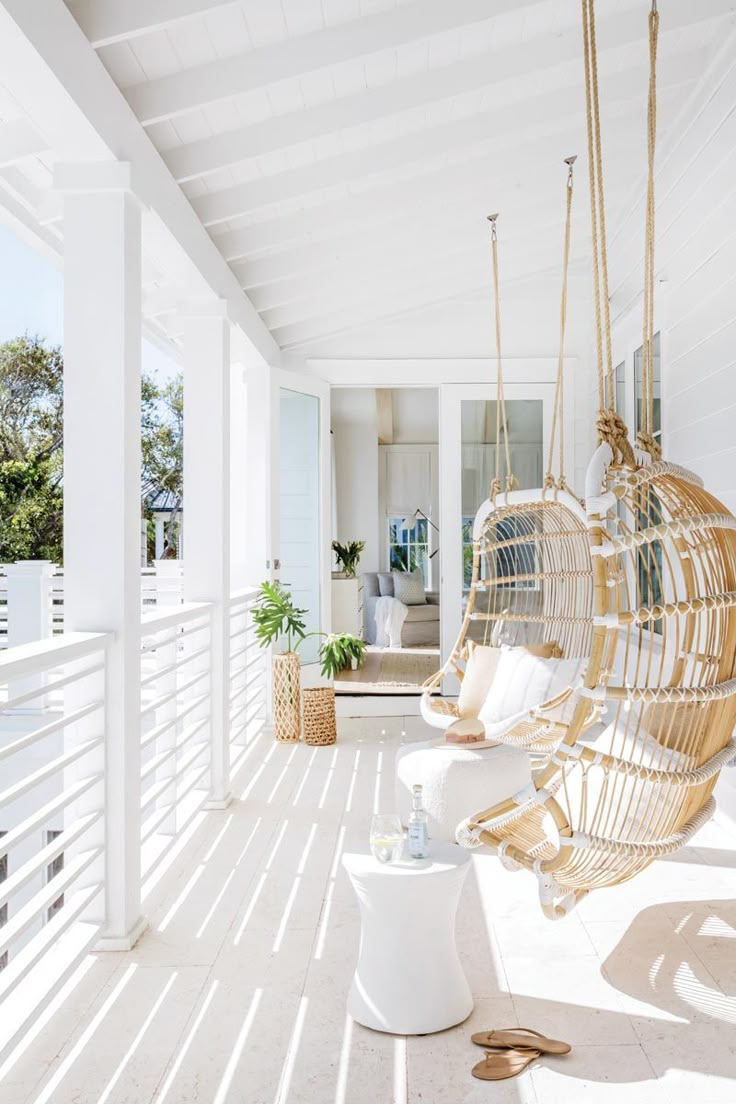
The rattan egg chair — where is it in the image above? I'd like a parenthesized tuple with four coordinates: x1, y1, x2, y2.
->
(421, 160, 595, 758)
(455, 0, 736, 918)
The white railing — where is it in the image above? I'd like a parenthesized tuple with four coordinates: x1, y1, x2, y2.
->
(228, 589, 266, 764)
(0, 632, 109, 1059)
(139, 602, 213, 880)
(0, 585, 267, 1061)
(0, 561, 184, 648)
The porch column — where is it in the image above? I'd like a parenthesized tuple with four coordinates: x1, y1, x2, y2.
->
(56, 161, 146, 950)
(245, 362, 274, 584)
(230, 361, 249, 592)
(181, 301, 232, 809)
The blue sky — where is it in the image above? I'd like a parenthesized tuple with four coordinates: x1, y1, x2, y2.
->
(0, 222, 178, 380)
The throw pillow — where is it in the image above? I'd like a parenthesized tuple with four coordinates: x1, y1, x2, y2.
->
(392, 568, 426, 605)
(377, 572, 394, 597)
(479, 649, 584, 728)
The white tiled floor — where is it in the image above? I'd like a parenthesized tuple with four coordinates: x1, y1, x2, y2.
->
(3, 718, 736, 1104)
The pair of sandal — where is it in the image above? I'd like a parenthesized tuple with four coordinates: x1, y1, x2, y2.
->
(470, 1027, 571, 1081)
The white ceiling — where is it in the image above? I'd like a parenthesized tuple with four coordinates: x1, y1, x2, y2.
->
(2, 0, 734, 353)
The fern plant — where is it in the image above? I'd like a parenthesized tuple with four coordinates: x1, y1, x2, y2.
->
(331, 539, 365, 577)
(252, 581, 308, 654)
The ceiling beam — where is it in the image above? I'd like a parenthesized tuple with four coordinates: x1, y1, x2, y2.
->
(164, 1, 722, 183)
(211, 119, 645, 265)
(126, 0, 535, 126)
(190, 49, 702, 228)
(0, 118, 47, 165)
(0, 0, 279, 366)
(65, 0, 240, 49)
(376, 390, 394, 445)
(272, 247, 564, 349)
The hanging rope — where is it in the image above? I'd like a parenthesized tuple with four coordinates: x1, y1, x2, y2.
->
(581, 0, 635, 467)
(637, 1, 661, 461)
(488, 213, 513, 499)
(546, 156, 576, 491)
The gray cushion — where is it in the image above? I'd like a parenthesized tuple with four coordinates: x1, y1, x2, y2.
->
(392, 568, 426, 605)
(378, 572, 394, 597)
(362, 572, 380, 598)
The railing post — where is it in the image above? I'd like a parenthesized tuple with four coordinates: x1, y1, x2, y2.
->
(5, 560, 56, 710)
(56, 160, 146, 950)
(180, 301, 232, 809)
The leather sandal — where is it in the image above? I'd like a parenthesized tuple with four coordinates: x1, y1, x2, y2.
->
(471, 1027, 571, 1055)
(471, 1048, 541, 1081)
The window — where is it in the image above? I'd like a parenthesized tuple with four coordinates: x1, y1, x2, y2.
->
(462, 516, 474, 590)
(634, 332, 663, 630)
(46, 829, 64, 921)
(388, 517, 429, 587)
(635, 332, 661, 442)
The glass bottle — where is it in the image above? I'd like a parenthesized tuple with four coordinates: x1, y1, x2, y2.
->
(407, 784, 430, 859)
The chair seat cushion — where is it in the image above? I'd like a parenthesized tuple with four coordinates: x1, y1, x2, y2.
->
(395, 739, 532, 841)
(404, 603, 440, 623)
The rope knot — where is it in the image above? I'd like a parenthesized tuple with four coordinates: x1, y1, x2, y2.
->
(544, 472, 557, 491)
(596, 408, 636, 468)
(635, 430, 662, 462)
(489, 477, 502, 502)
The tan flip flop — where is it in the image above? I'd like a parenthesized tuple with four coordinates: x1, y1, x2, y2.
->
(471, 1048, 541, 1081)
(471, 1027, 571, 1055)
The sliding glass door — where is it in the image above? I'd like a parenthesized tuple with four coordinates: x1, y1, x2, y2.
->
(439, 382, 557, 678)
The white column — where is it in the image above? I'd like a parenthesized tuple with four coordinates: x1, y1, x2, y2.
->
(154, 515, 165, 559)
(57, 161, 146, 950)
(230, 362, 249, 592)
(181, 302, 232, 809)
(245, 362, 274, 584)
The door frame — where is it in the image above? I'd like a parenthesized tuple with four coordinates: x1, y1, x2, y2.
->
(439, 378, 563, 673)
(275, 369, 332, 674)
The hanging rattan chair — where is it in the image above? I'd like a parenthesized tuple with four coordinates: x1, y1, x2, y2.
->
(455, 0, 736, 917)
(421, 159, 594, 759)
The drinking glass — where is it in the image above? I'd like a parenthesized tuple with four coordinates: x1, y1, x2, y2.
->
(369, 814, 404, 864)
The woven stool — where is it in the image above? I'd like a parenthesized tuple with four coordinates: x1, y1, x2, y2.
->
(303, 687, 337, 746)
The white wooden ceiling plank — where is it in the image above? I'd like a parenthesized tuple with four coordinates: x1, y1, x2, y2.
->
(272, 245, 564, 348)
(240, 0, 289, 50)
(160, 3, 719, 181)
(281, 0, 327, 39)
(65, 0, 244, 48)
(206, 90, 668, 259)
(125, 0, 537, 124)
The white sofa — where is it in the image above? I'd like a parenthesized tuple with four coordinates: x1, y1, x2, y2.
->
(362, 572, 440, 647)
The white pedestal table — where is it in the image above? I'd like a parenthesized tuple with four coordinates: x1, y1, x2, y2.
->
(342, 841, 473, 1035)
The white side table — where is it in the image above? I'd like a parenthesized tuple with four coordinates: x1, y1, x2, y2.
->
(342, 842, 473, 1035)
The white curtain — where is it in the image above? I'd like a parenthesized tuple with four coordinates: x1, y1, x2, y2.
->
(383, 449, 432, 517)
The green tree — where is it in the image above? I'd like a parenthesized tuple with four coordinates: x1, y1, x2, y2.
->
(141, 371, 183, 559)
(0, 336, 64, 562)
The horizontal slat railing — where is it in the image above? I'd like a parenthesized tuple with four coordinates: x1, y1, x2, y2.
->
(229, 589, 266, 765)
(139, 602, 213, 880)
(0, 631, 109, 1061)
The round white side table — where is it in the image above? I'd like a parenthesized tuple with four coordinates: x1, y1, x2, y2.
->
(342, 841, 473, 1035)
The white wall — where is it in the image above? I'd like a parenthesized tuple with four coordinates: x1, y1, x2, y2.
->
(608, 41, 736, 825)
(330, 388, 380, 573)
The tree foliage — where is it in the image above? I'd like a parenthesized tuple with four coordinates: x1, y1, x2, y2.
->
(0, 336, 64, 562)
(0, 334, 183, 564)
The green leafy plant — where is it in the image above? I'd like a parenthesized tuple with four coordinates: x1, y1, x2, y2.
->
(319, 633, 366, 679)
(332, 539, 365, 577)
(252, 581, 308, 654)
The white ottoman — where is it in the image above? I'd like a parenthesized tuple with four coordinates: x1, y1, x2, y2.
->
(343, 842, 472, 1035)
(395, 739, 532, 842)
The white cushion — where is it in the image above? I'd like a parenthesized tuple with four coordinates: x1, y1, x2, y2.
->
(457, 645, 502, 719)
(395, 739, 532, 842)
(479, 649, 584, 728)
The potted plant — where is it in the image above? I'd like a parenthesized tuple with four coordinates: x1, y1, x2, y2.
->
(303, 632, 367, 747)
(252, 581, 307, 742)
(332, 540, 365, 578)
(253, 582, 366, 743)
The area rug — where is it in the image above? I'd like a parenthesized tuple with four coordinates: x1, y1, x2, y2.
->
(378, 651, 438, 687)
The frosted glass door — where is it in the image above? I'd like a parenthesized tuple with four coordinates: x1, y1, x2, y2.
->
(280, 388, 321, 664)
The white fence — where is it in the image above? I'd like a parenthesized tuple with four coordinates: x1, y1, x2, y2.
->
(0, 561, 184, 650)
(0, 585, 265, 1062)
